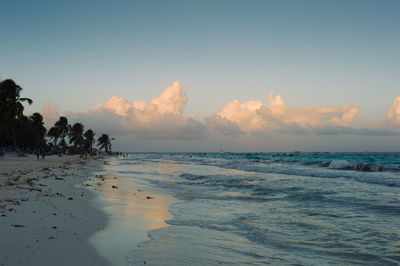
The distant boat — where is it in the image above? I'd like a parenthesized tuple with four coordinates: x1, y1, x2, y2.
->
(219, 151, 231, 154)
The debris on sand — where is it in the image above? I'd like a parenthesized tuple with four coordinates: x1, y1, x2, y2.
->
(25, 177, 39, 186)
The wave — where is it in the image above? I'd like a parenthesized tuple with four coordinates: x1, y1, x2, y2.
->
(212, 163, 400, 188)
(327, 160, 387, 172)
(121, 153, 400, 265)
(160, 152, 400, 173)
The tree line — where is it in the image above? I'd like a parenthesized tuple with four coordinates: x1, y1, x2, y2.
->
(0, 79, 113, 155)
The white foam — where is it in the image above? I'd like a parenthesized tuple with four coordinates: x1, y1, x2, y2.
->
(328, 160, 353, 169)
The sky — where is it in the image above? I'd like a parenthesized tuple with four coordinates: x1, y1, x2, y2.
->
(1, 0, 399, 151)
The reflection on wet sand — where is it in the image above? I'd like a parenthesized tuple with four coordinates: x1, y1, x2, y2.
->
(89, 159, 178, 265)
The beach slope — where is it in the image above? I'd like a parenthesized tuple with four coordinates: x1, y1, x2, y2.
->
(0, 154, 109, 266)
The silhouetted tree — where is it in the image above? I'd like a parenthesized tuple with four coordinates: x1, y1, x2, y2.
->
(68, 122, 85, 150)
(29, 112, 46, 148)
(55, 116, 69, 146)
(97, 134, 113, 154)
(47, 126, 59, 147)
(0, 78, 113, 156)
(0, 79, 33, 150)
(84, 129, 95, 152)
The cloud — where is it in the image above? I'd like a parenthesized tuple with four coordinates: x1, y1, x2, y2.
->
(95, 81, 187, 117)
(208, 90, 360, 135)
(67, 81, 206, 140)
(386, 96, 400, 126)
(205, 113, 244, 136)
(311, 126, 400, 136)
(39, 81, 400, 152)
(41, 102, 61, 127)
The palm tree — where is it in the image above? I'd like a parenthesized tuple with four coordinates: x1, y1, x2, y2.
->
(97, 134, 113, 154)
(84, 129, 95, 152)
(15, 115, 30, 151)
(68, 123, 85, 150)
(47, 126, 59, 147)
(47, 116, 69, 150)
(55, 116, 69, 145)
(0, 79, 33, 150)
(59, 138, 67, 153)
(29, 113, 46, 148)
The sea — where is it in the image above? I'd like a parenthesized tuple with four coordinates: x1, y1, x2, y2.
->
(94, 152, 400, 265)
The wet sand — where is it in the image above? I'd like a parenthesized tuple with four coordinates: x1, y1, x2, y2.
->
(86, 160, 177, 265)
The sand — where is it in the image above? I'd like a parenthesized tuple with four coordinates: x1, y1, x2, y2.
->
(87, 171, 177, 265)
(0, 154, 110, 266)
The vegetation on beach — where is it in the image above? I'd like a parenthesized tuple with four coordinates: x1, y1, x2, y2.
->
(0, 79, 113, 155)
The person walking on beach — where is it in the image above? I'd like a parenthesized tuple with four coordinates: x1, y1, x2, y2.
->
(36, 148, 40, 161)
(0, 147, 4, 160)
(40, 147, 46, 160)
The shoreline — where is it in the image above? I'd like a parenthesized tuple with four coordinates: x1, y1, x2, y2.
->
(0, 154, 110, 266)
(86, 157, 178, 265)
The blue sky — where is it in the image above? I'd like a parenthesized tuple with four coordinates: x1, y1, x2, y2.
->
(1, 0, 399, 151)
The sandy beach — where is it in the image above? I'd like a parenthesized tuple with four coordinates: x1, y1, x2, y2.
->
(0, 154, 109, 266)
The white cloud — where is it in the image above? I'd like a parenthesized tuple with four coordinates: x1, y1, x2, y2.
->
(68, 81, 205, 140)
(386, 96, 400, 125)
(41, 102, 61, 127)
(38, 82, 400, 152)
(95, 81, 187, 117)
(94, 96, 132, 116)
(208, 91, 359, 134)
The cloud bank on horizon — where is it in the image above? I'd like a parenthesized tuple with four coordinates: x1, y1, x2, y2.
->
(41, 81, 400, 150)
(43, 81, 205, 140)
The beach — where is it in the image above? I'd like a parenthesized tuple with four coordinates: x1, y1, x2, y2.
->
(0, 154, 109, 266)
(0, 153, 177, 266)
(1, 152, 399, 265)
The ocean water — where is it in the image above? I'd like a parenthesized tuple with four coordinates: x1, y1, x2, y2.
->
(111, 152, 400, 265)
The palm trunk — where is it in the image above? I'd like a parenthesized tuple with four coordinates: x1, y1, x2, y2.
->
(12, 125, 17, 152)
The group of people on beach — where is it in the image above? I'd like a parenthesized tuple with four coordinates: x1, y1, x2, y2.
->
(0, 147, 46, 161)
(115, 152, 128, 158)
(35, 148, 46, 160)
(0, 147, 121, 161)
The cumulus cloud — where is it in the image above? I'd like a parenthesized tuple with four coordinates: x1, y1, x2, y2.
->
(386, 96, 400, 126)
(39, 81, 400, 151)
(41, 102, 61, 127)
(208, 90, 359, 135)
(95, 81, 187, 117)
(67, 81, 205, 140)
